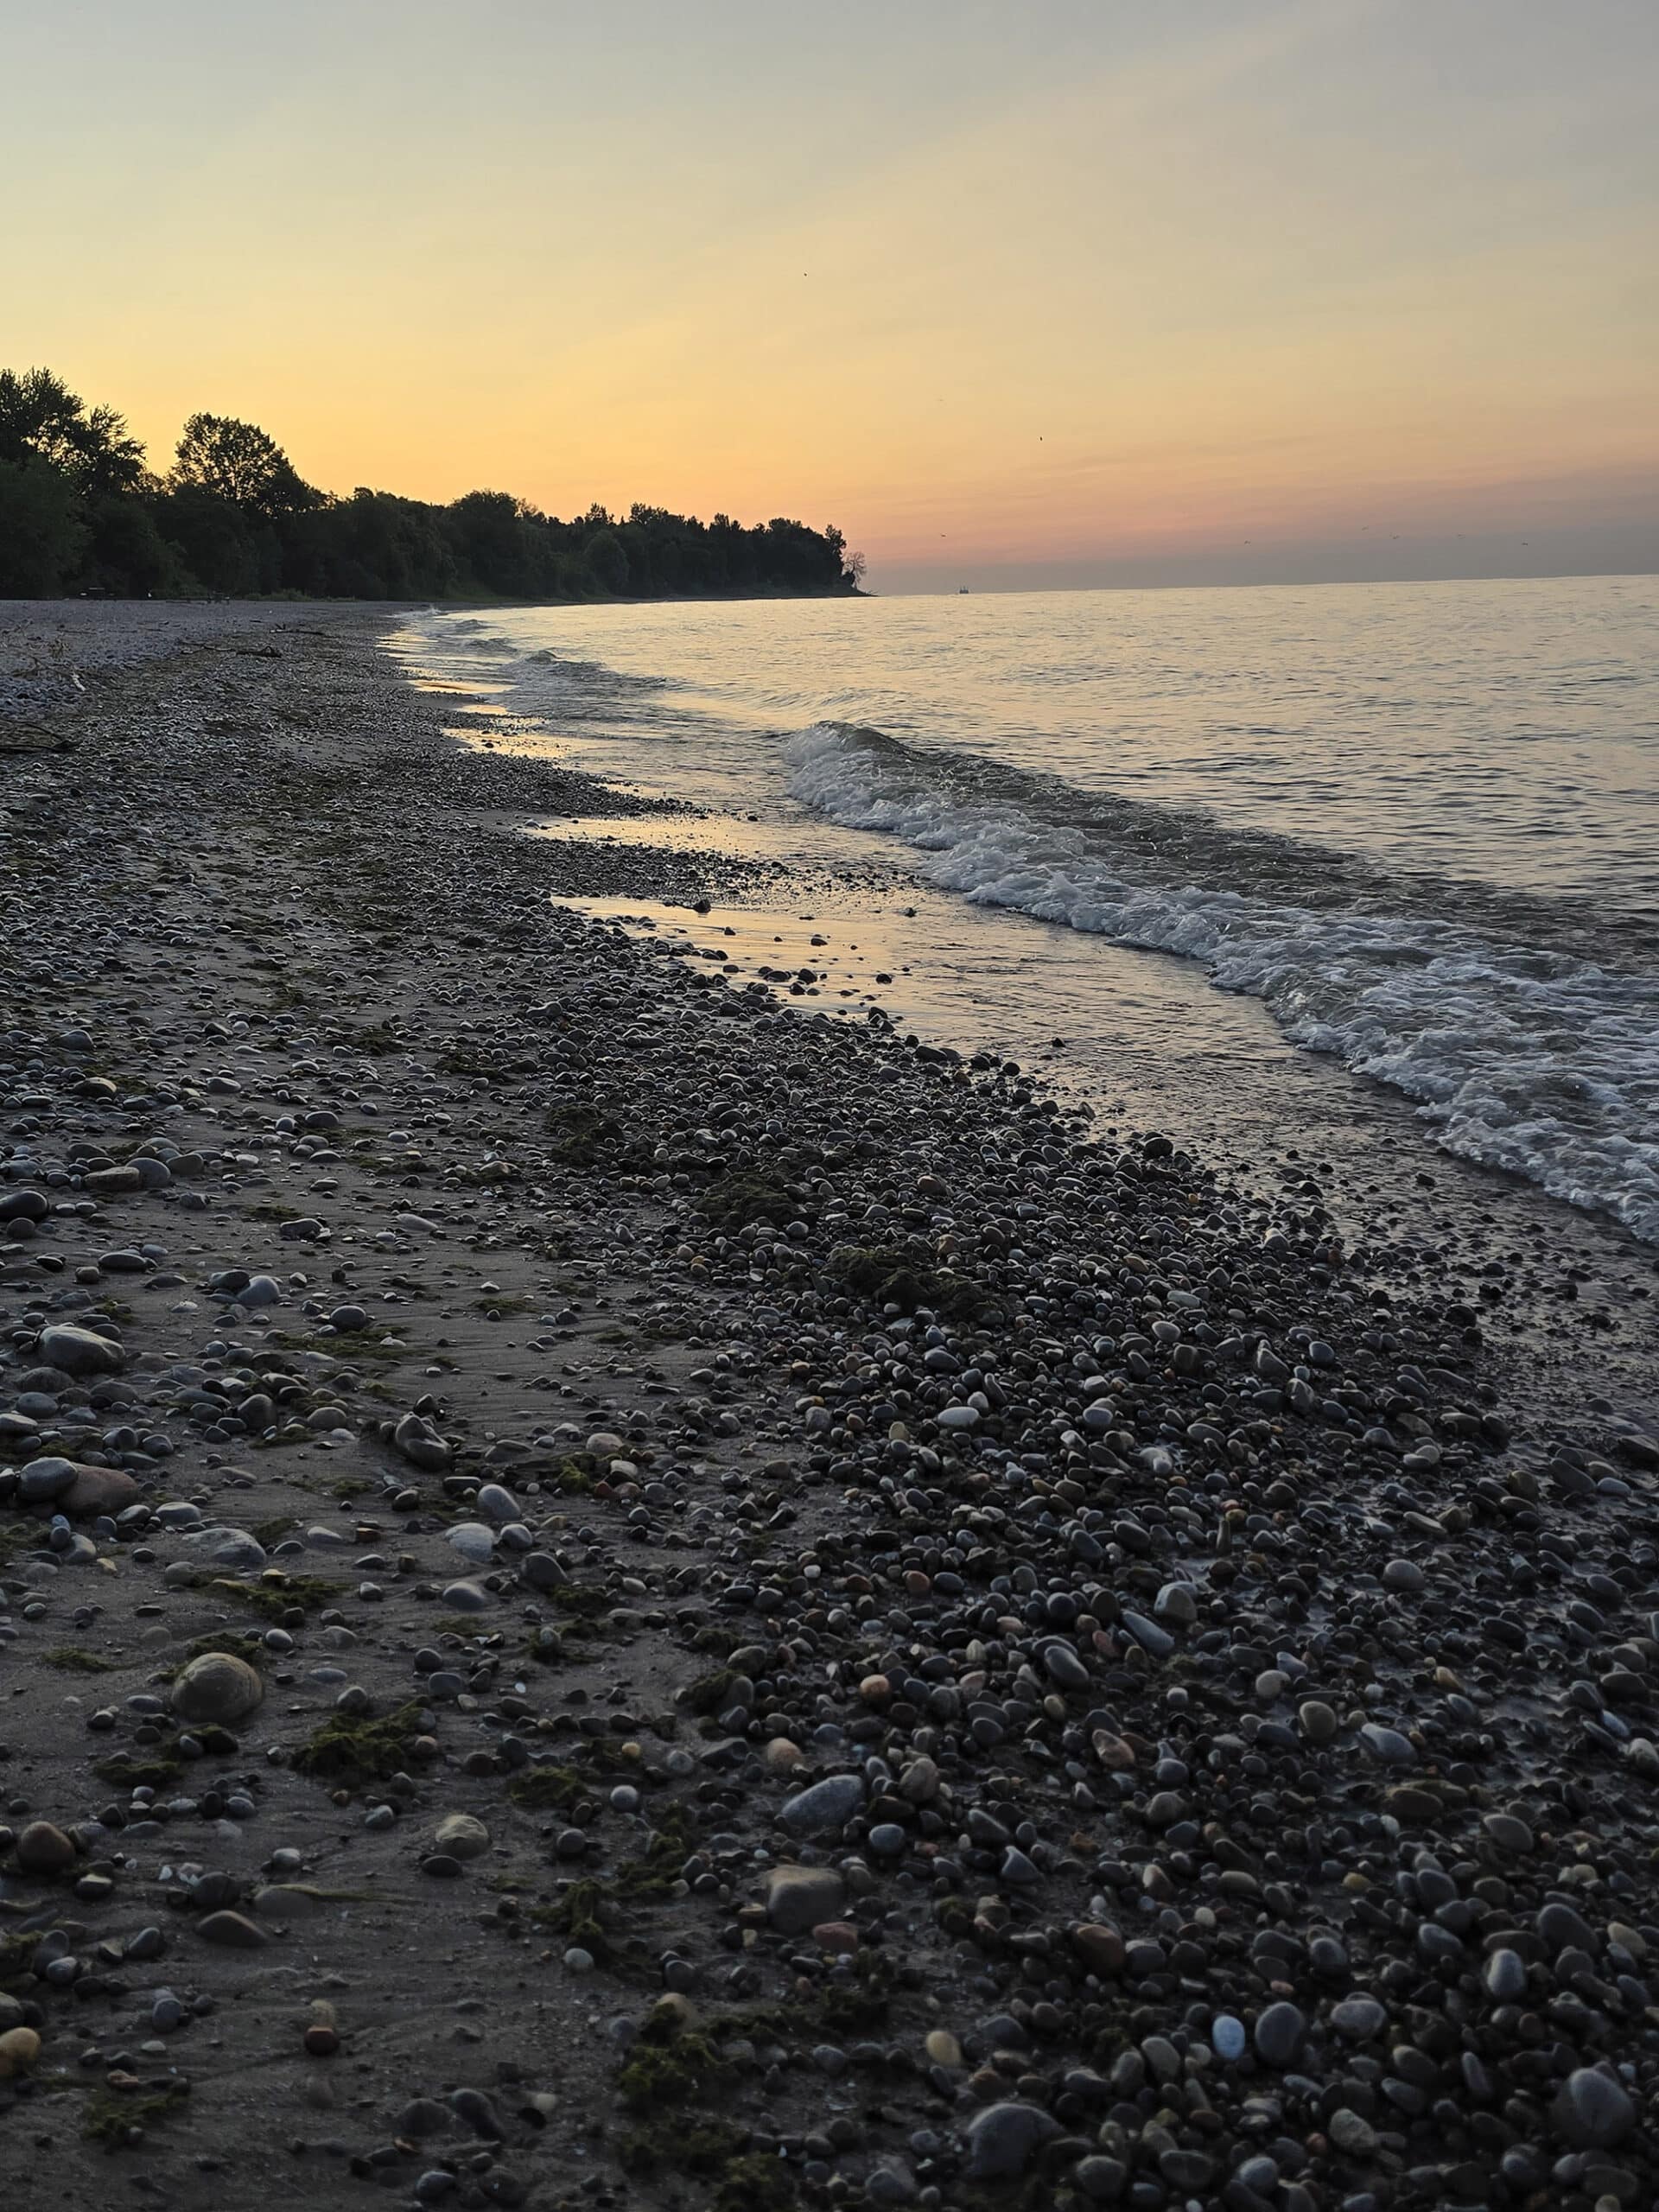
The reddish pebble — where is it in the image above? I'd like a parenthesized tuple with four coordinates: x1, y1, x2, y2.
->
(812, 1921, 860, 1955)
(303, 2024, 340, 2057)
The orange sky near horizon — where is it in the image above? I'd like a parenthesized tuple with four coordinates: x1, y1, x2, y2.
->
(3, 0, 1656, 588)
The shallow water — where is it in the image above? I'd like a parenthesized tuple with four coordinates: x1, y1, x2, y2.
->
(386, 576, 1659, 1245)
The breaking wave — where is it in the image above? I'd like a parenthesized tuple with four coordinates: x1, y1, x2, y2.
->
(785, 721, 1659, 1243)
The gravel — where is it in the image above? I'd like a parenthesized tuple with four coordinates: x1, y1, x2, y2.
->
(0, 606, 1655, 2206)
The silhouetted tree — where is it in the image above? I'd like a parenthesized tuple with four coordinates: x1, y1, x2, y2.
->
(0, 361, 862, 602)
(0, 366, 144, 495)
(583, 526, 629, 594)
(153, 484, 261, 594)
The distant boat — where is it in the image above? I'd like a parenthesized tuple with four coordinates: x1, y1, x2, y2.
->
(957, 585, 970, 594)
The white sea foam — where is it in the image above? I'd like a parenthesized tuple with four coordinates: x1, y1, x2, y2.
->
(785, 721, 1659, 1243)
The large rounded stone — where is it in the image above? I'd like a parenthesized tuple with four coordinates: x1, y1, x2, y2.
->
(37, 1323, 124, 1377)
(16, 1821, 76, 1876)
(0, 2026, 41, 2079)
(763, 1865, 845, 1935)
(394, 1412, 452, 1471)
(171, 1650, 264, 1726)
(62, 1464, 141, 1519)
(197, 1910, 270, 1949)
(17, 1459, 77, 1503)
(435, 1814, 491, 1862)
(963, 2102, 1060, 2180)
(1552, 2067, 1634, 2148)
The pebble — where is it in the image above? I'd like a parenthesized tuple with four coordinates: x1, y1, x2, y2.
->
(1253, 2002, 1306, 2067)
(1330, 1996, 1386, 2040)
(1358, 1722, 1415, 1764)
(779, 1773, 864, 1835)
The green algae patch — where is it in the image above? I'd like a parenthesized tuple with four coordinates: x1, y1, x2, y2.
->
(694, 1173, 797, 1234)
(532, 1876, 613, 1958)
(679, 1665, 738, 1717)
(543, 1103, 621, 1166)
(93, 1741, 185, 1791)
(620, 2113, 747, 2179)
(507, 1764, 590, 1813)
(292, 1700, 423, 1786)
(618, 2001, 731, 2109)
(42, 1647, 115, 1673)
(548, 1582, 613, 1625)
(185, 1631, 265, 1665)
(613, 1805, 693, 1900)
(714, 2157, 798, 2212)
(826, 1241, 999, 1321)
(219, 1572, 345, 1621)
(0, 1932, 37, 1990)
(83, 2078, 189, 2148)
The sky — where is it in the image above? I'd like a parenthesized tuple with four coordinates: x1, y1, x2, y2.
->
(3, 0, 1656, 592)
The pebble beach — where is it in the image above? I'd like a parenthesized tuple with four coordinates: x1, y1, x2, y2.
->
(1, 601, 1657, 2212)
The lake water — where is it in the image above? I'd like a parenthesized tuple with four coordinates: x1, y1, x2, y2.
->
(388, 575, 1659, 1247)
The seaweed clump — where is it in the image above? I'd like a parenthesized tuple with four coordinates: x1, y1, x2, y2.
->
(825, 1241, 996, 1320)
(694, 1173, 796, 1234)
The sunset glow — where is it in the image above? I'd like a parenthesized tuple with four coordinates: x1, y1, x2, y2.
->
(4, 0, 1655, 588)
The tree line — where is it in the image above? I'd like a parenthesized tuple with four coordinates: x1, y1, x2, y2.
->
(0, 366, 865, 602)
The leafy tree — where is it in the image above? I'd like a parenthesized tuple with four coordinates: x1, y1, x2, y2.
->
(168, 411, 314, 518)
(0, 455, 88, 594)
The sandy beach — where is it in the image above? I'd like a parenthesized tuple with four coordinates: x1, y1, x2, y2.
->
(1, 602, 1656, 2210)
